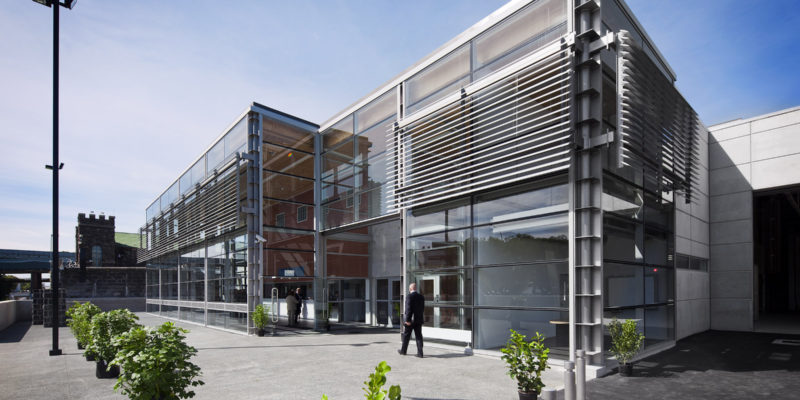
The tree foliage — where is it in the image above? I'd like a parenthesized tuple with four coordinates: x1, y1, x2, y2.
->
(66, 301, 102, 348)
(608, 318, 644, 365)
(86, 309, 140, 362)
(322, 361, 401, 400)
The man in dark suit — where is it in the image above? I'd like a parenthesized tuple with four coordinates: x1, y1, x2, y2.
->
(398, 282, 425, 358)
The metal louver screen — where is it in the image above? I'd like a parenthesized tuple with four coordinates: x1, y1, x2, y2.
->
(617, 30, 702, 201)
(389, 46, 573, 210)
(138, 162, 244, 262)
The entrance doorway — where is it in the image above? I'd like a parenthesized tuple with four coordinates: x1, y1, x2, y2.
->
(754, 186, 800, 332)
(376, 278, 402, 327)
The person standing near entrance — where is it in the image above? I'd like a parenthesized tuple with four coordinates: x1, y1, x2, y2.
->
(286, 289, 298, 327)
(294, 287, 302, 326)
(398, 282, 425, 358)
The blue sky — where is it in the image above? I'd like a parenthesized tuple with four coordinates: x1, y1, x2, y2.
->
(1, 0, 798, 252)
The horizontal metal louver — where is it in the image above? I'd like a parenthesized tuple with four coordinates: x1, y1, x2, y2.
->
(617, 30, 703, 202)
(388, 46, 573, 210)
(138, 161, 244, 262)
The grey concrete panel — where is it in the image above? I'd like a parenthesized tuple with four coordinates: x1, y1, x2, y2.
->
(676, 269, 709, 301)
(709, 164, 752, 196)
(751, 123, 800, 161)
(690, 216, 709, 245)
(676, 235, 691, 255)
(709, 243, 753, 272)
(695, 162, 710, 196)
(710, 270, 753, 300)
(709, 135, 750, 170)
(750, 108, 800, 133)
(709, 192, 751, 223)
(710, 298, 753, 331)
(751, 153, 800, 190)
(709, 122, 749, 144)
(690, 240, 709, 259)
(710, 219, 753, 245)
(675, 209, 691, 239)
(699, 138, 709, 168)
(691, 192, 710, 222)
(676, 298, 710, 339)
(675, 191, 691, 214)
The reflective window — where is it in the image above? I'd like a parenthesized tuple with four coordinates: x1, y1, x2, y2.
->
(263, 144, 314, 178)
(263, 172, 314, 204)
(474, 182, 568, 225)
(356, 90, 396, 133)
(224, 119, 247, 159)
(474, 214, 568, 265)
(604, 263, 643, 308)
(475, 263, 568, 308)
(422, 306, 472, 331)
(206, 139, 225, 176)
(322, 116, 354, 152)
(644, 266, 673, 304)
(407, 198, 471, 236)
(473, 0, 567, 79)
(603, 215, 644, 263)
(408, 228, 471, 270)
(263, 117, 314, 153)
(356, 119, 391, 162)
(475, 309, 568, 350)
(406, 44, 471, 114)
(602, 175, 643, 220)
(411, 268, 472, 305)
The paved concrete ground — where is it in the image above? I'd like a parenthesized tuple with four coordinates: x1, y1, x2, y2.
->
(0, 314, 562, 399)
(581, 330, 800, 400)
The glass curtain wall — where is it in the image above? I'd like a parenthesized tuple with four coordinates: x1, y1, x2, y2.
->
(261, 114, 317, 321)
(406, 176, 569, 351)
(602, 170, 676, 348)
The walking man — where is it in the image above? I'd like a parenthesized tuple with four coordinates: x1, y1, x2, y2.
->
(398, 282, 425, 358)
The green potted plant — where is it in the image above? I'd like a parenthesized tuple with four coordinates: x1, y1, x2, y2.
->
(67, 302, 102, 355)
(86, 309, 140, 379)
(110, 322, 204, 400)
(251, 304, 270, 336)
(66, 302, 82, 348)
(607, 318, 645, 376)
(500, 330, 550, 400)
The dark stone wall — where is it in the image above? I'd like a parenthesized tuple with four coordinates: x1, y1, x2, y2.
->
(76, 213, 116, 267)
(61, 267, 145, 298)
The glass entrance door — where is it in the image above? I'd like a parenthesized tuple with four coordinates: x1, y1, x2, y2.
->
(376, 278, 402, 327)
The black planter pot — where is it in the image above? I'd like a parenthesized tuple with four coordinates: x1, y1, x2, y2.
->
(77, 342, 84, 350)
(257, 328, 265, 337)
(96, 359, 120, 379)
(85, 352, 96, 362)
(619, 363, 633, 377)
(518, 391, 538, 400)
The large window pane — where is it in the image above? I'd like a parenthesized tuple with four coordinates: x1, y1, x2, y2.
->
(407, 198, 471, 236)
(263, 172, 314, 204)
(263, 228, 314, 251)
(356, 154, 389, 190)
(207, 278, 247, 303)
(322, 116, 354, 152)
(603, 174, 643, 220)
(356, 120, 391, 162)
(644, 266, 674, 305)
(474, 214, 568, 265)
(474, 182, 568, 225)
(473, 0, 567, 79)
(604, 263, 643, 308)
(356, 90, 396, 133)
(206, 139, 225, 176)
(475, 263, 568, 308)
(411, 269, 472, 305)
(263, 143, 314, 178)
(356, 185, 389, 220)
(603, 215, 643, 262)
(263, 199, 314, 230)
(224, 119, 247, 159)
(406, 44, 471, 114)
(263, 116, 315, 153)
(644, 227, 671, 266)
(475, 309, 568, 350)
(422, 306, 472, 331)
(644, 305, 674, 344)
(408, 228, 471, 270)
(323, 198, 354, 229)
(264, 249, 314, 278)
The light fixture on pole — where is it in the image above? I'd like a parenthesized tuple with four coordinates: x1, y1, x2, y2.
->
(32, 0, 77, 357)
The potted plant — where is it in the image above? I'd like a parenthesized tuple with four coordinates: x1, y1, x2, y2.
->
(66, 302, 83, 348)
(251, 304, 270, 336)
(321, 361, 400, 400)
(608, 318, 645, 376)
(110, 322, 204, 400)
(67, 302, 102, 354)
(86, 309, 140, 379)
(500, 330, 550, 400)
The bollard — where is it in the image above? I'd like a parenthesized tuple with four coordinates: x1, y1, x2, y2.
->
(576, 350, 586, 400)
(540, 388, 556, 400)
(564, 360, 576, 400)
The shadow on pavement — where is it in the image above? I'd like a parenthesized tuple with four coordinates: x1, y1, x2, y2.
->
(0, 322, 31, 343)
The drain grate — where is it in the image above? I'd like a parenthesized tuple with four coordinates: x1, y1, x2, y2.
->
(772, 339, 800, 346)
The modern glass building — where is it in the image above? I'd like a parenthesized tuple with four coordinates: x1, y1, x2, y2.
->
(141, 0, 714, 365)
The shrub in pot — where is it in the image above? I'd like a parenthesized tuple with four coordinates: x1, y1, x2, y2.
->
(66, 302, 82, 348)
(110, 322, 204, 400)
(251, 304, 270, 336)
(500, 329, 550, 400)
(67, 302, 101, 353)
(321, 361, 400, 400)
(86, 309, 140, 379)
(608, 318, 645, 376)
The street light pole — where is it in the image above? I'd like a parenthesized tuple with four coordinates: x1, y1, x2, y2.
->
(48, 0, 61, 357)
(33, 0, 75, 357)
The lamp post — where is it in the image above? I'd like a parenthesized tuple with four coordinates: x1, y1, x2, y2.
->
(33, 0, 76, 357)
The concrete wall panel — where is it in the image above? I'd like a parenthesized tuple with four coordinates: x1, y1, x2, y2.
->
(676, 269, 709, 301)
(690, 240, 709, 259)
(751, 153, 800, 190)
(676, 298, 710, 339)
(710, 219, 752, 245)
(710, 136, 750, 169)
(751, 124, 800, 161)
(710, 270, 752, 300)
(709, 192, 751, 223)
(675, 209, 691, 239)
(690, 216, 709, 244)
(750, 110, 800, 133)
(709, 243, 752, 272)
(691, 193, 710, 222)
(709, 123, 749, 144)
(709, 164, 751, 196)
(676, 236, 691, 255)
(711, 298, 753, 331)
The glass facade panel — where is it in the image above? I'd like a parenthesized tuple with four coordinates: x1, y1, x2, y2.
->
(263, 116, 314, 153)
(475, 263, 568, 308)
(474, 214, 568, 265)
(644, 266, 674, 305)
(603, 215, 643, 263)
(263, 199, 315, 230)
(323, 199, 355, 229)
(406, 43, 471, 114)
(355, 90, 396, 134)
(263, 143, 314, 178)
(644, 227, 671, 266)
(322, 116, 354, 152)
(263, 228, 314, 251)
(422, 306, 472, 331)
(224, 119, 247, 160)
(408, 228, 471, 270)
(206, 139, 225, 176)
(474, 182, 568, 225)
(263, 249, 314, 278)
(602, 174, 643, 220)
(407, 199, 471, 236)
(644, 305, 675, 344)
(411, 268, 472, 305)
(604, 263, 643, 308)
(475, 309, 568, 350)
(263, 172, 314, 204)
(473, 0, 567, 79)
(355, 120, 391, 162)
